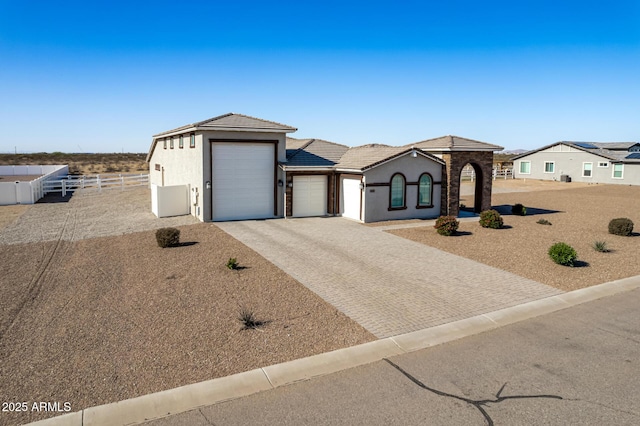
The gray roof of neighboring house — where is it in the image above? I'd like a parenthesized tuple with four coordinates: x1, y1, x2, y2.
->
(512, 141, 640, 163)
(336, 145, 444, 171)
(578, 142, 640, 151)
(409, 135, 504, 152)
(285, 138, 350, 167)
(153, 113, 297, 137)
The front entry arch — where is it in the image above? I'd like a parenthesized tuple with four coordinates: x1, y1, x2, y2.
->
(441, 151, 493, 217)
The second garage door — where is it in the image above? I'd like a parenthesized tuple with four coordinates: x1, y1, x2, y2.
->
(292, 175, 327, 217)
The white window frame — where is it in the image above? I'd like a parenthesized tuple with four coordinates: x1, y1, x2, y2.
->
(598, 161, 609, 168)
(582, 162, 593, 177)
(519, 161, 531, 175)
(543, 161, 555, 173)
(612, 163, 624, 179)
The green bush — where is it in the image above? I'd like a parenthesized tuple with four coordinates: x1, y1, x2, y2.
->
(548, 242, 577, 266)
(479, 210, 503, 229)
(608, 218, 634, 236)
(434, 216, 460, 236)
(226, 257, 239, 270)
(511, 203, 527, 216)
(155, 227, 180, 248)
(536, 219, 552, 225)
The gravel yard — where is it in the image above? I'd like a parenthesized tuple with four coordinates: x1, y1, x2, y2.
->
(0, 190, 373, 425)
(391, 182, 640, 291)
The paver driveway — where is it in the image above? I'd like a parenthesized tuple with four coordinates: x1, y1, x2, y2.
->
(217, 217, 562, 338)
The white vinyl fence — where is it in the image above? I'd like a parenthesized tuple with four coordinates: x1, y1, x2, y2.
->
(43, 173, 149, 197)
(461, 167, 514, 181)
(0, 165, 68, 205)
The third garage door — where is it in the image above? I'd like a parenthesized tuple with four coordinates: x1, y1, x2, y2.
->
(292, 176, 327, 217)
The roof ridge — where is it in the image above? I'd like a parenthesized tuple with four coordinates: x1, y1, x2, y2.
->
(225, 113, 297, 130)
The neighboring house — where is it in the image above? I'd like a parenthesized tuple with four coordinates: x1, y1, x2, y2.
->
(512, 141, 640, 184)
(147, 113, 502, 222)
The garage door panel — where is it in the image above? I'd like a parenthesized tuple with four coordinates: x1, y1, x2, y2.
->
(293, 176, 327, 217)
(212, 143, 274, 221)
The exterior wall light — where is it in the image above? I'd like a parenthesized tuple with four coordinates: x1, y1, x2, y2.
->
(278, 179, 284, 187)
(359, 182, 365, 190)
(287, 182, 293, 188)
(205, 181, 211, 190)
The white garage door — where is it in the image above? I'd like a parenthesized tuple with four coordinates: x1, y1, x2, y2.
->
(212, 143, 274, 221)
(341, 177, 362, 221)
(293, 175, 327, 217)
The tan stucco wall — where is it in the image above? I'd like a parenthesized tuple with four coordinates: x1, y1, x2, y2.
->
(362, 153, 443, 223)
(148, 133, 204, 220)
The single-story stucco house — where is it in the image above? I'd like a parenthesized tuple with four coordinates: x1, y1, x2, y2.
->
(512, 141, 640, 185)
(146, 113, 503, 222)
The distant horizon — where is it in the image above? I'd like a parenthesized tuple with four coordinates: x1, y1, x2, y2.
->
(1, 1, 638, 153)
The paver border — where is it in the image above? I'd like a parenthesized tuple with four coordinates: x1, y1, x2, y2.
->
(26, 274, 640, 426)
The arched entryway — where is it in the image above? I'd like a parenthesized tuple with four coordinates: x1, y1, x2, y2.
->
(459, 162, 484, 214)
(440, 150, 494, 217)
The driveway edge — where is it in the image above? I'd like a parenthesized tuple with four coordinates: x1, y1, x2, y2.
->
(26, 275, 640, 426)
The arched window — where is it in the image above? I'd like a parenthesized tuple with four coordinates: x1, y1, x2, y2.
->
(389, 173, 406, 209)
(417, 173, 432, 207)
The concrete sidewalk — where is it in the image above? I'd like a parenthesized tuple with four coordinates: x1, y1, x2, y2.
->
(217, 217, 561, 338)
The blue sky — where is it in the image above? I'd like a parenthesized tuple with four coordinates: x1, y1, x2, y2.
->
(1, 0, 638, 153)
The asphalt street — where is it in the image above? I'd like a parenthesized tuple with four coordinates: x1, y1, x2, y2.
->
(144, 287, 640, 425)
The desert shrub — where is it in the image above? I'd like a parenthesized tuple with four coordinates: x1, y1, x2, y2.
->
(592, 241, 609, 253)
(548, 242, 577, 266)
(536, 219, 552, 225)
(226, 257, 238, 270)
(608, 218, 634, 236)
(434, 216, 459, 236)
(511, 203, 527, 216)
(155, 227, 180, 248)
(479, 210, 503, 229)
(238, 307, 264, 330)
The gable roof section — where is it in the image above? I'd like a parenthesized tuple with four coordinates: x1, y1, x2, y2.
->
(409, 135, 503, 152)
(148, 113, 297, 161)
(153, 113, 297, 138)
(336, 145, 444, 172)
(512, 141, 640, 163)
(285, 138, 349, 167)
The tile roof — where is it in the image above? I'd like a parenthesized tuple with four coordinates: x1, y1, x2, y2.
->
(409, 135, 503, 151)
(336, 145, 444, 171)
(153, 113, 297, 137)
(286, 138, 349, 167)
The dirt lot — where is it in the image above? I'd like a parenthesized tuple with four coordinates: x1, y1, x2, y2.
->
(391, 183, 640, 291)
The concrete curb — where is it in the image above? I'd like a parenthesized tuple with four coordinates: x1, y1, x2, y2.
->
(26, 275, 640, 426)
